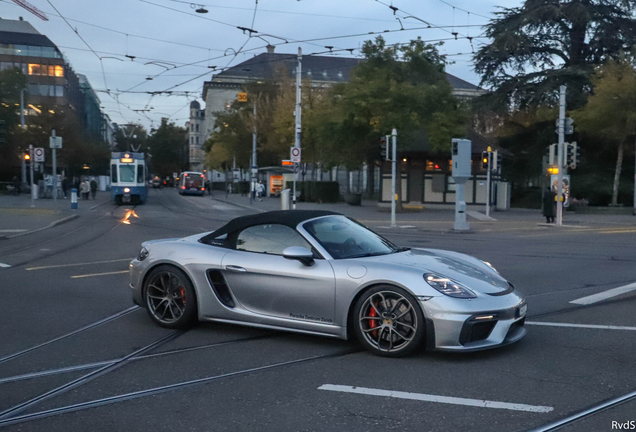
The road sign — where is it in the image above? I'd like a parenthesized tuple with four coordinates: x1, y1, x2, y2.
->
(238, 92, 247, 102)
(172, 172, 178, 178)
(282, 160, 293, 166)
(49, 136, 62, 149)
(290, 147, 301, 163)
(33, 147, 45, 162)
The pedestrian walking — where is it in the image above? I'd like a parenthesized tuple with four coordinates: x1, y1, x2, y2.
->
(542, 187, 556, 223)
(90, 178, 98, 199)
(12, 175, 20, 196)
(80, 179, 90, 200)
(257, 181, 265, 201)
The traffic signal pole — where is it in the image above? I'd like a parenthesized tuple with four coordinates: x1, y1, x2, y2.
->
(486, 148, 492, 218)
(391, 129, 397, 227)
(29, 145, 35, 208)
(293, 47, 302, 210)
(556, 85, 566, 226)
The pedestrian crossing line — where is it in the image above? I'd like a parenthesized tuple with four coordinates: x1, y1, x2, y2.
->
(70, 270, 128, 279)
(569, 282, 636, 305)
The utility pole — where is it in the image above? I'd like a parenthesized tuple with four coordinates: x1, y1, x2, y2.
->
(51, 129, 58, 203)
(29, 145, 35, 207)
(293, 47, 302, 210)
(391, 128, 397, 227)
(556, 85, 566, 226)
(250, 102, 257, 205)
(20, 88, 27, 185)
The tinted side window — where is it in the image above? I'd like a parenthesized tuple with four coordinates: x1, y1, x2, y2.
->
(111, 164, 117, 183)
(236, 224, 311, 255)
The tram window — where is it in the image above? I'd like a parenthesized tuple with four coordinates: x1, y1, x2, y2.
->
(119, 165, 135, 182)
(111, 164, 117, 183)
(137, 164, 144, 183)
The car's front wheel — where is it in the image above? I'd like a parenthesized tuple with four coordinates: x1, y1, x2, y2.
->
(143, 265, 197, 329)
(353, 286, 425, 357)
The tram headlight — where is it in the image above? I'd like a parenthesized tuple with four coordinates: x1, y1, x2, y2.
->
(137, 247, 149, 261)
(124, 187, 130, 193)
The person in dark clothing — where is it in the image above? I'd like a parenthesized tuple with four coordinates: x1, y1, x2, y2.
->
(62, 177, 69, 198)
(90, 179, 98, 199)
(12, 176, 20, 196)
(542, 187, 556, 223)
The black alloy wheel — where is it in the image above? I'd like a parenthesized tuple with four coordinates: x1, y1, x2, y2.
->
(353, 285, 425, 357)
(143, 265, 197, 329)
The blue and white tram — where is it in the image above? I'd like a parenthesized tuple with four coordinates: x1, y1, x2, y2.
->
(110, 152, 148, 205)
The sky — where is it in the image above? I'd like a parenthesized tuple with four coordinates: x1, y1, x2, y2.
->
(0, 0, 521, 131)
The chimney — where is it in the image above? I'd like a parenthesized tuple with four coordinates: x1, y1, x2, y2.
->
(266, 45, 275, 54)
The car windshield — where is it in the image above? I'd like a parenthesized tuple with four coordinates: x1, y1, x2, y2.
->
(303, 216, 401, 259)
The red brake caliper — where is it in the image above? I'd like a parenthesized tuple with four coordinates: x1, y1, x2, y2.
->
(179, 287, 186, 306)
(368, 302, 378, 338)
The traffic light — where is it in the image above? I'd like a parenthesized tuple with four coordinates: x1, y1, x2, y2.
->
(565, 118, 574, 135)
(380, 136, 389, 160)
(491, 150, 502, 171)
(0, 119, 5, 143)
(548, 143, 558, 166)
(481, 151, 489, 170)
(566, 142, 579, 169)
(24, 152, 30, 161)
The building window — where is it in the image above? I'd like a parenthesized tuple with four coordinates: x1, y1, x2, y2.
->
(195, 124, 199, 132)
(196, 136, 199, 145)
(190, 137, 194, 144)
(28, 64, 63, 77)
(190, 123, 194, 132)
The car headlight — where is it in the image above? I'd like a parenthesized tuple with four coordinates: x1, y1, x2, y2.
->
(423, 273, 476, 299)
(481, 260, 500, 274)
(138, 247, 149, 261)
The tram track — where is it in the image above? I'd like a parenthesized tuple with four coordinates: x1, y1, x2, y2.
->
(0, 346, 359, 428)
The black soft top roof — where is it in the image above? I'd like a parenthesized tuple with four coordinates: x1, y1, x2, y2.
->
(201, 210, 342, 242)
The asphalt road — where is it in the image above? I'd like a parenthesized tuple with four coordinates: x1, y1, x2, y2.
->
(1, 188, 635, 432)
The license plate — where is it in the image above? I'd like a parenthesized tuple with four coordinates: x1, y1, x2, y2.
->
(190, 188, 197, 191)
(518, 304, 527, 318)
(123, 194, 131, 203)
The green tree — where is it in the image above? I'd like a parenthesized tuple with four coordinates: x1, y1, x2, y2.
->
(475, 0, 636, 110)
(147, 118, 187, 177)
(574, 61, 636, 206)
(313, 36, 467, 199)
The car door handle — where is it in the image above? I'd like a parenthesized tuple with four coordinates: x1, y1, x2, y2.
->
(225, 265, 247, 272)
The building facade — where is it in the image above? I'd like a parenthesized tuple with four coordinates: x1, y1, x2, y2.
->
(185, 100, 205, 172)
(0, 17, 109, 141)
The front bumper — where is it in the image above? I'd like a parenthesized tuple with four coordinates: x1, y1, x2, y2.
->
(421, 291, 527, 351)
(129, 259, 144, 307)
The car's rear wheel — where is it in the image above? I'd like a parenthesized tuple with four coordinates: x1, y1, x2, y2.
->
(143, 265, 197, 329)
(353, 286, 425, 357)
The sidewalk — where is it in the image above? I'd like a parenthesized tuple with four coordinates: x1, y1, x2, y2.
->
(0, 191, 111, 239)
(212, 193, 636, 232)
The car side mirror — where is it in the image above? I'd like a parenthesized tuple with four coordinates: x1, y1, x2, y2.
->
(283, 246, 315, 266)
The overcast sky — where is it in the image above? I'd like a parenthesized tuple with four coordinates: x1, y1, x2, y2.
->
(0, 0, 521, 131)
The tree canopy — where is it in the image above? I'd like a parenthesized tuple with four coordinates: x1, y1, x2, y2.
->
(147, 119, 187, 177)
(474, 0, 636, 110)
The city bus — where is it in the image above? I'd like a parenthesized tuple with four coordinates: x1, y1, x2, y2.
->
(178, 171, 206, 196)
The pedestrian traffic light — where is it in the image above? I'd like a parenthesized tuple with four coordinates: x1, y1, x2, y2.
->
(380, 136, 389, 160)
(566, 142, 579, 169)
(481, 151, 489, 170)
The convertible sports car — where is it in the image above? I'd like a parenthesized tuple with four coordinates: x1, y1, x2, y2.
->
(130, 210, 526, 357)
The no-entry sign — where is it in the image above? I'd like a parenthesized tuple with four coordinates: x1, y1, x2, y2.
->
(34, 147, 45, 162)
(290, 147, 301, 163)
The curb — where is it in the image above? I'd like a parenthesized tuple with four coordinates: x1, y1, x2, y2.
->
(212, 197, 267, 213)
(1, 214, 79, 240)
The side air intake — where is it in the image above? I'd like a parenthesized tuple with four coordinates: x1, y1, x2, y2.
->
(206, 270, 235, 308)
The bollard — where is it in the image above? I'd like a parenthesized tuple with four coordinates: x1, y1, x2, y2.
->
(71, 188, 78, 209)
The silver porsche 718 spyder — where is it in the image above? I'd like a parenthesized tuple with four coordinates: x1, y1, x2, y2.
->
(130, 210, 526, 357)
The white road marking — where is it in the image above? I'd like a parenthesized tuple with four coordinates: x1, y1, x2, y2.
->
(70, 270, 129, 279)
(0, 229, 27, 233)
(318, 384, 553, 413)
(526, 321, 636, 331)
(0, 263, 11, 268)
(26, 258, 133, 271)
(569, 282, 636, 305)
